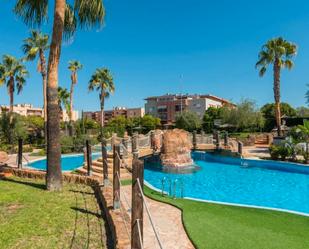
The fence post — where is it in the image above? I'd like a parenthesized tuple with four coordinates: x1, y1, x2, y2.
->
(238, 141, 243, 156)
(132, 132, 139, 155)
(150, 131, 155, 151)
(201, 130, 205, 144)
(215, 131, 220, 150)
(101, 138, 109, 185)
(224, 132, 229, 147)
(17, 138, 23, 169)
(122, 136, 129, 159)
(131, 156, 144, 249)
(86, 140, 92, 176)
(113, 144, 121, 209)
(111, 133, 117, 148)
(192, 130, 197, 150)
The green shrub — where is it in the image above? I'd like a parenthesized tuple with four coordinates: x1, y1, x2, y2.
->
(269, 145, 280, 160)
(60, 136, 74, 154)
(29, 149, 46, 157)
(270, 144, 292, 161)
(278, 146, 292, 161)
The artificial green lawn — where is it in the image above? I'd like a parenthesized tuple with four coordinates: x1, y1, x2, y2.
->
(0, 177, 107, 249)
(144, 186, 309, 249)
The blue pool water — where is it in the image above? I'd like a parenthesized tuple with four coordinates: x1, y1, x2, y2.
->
(27, 153, 101, 171)
(144, 152, 309, 215)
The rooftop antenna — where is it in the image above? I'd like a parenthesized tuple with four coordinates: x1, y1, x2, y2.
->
(180, 74, 183, 115)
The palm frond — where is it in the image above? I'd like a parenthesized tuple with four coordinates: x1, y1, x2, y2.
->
(14, 0, 48, 27)
(22, 30, 49, 61)
(259, 67, 267, 77)
(74, 0, 105, 29)
(284, 59, 294, 70)
(64, 3, 77, 41)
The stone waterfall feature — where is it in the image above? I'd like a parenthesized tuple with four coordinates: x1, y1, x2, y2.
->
(160, 129, 194, 167)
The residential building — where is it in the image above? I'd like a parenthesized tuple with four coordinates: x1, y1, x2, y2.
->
(145, 93, 235, 124)
(0, 104, 79, 122)
(61, 110, 79, 122)
(83, 107, 145, 124)
(0, 104, 43, 117)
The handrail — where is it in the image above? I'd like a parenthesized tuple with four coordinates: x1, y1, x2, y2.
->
(116, 171, 131, 210)
(22, 155, 30, 164)
(116, 191, 131, 239)
(136, 219, 144, 249)
(136, 178, 164, 249)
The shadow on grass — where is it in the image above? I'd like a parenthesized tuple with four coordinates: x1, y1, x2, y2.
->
(3, 177, 46, 190)
(69, 189, 94, 195)
(71, 207, 101, 219)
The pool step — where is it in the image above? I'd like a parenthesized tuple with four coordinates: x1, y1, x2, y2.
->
(76, 167, 132, 180)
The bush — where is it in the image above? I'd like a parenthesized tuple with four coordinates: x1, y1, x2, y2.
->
(175, 111, 202, 132)
(278, 146, 292, 161)
(29, 149, 46, 157)
(269, 145, 280, 160)
(269, 144, 292, 161)
(60, 136, 74, 154)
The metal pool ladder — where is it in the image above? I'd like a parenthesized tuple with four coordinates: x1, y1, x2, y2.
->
(161, 177, 184, 198)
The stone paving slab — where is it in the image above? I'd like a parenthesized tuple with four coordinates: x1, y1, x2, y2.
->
(122, 186, 195, 249)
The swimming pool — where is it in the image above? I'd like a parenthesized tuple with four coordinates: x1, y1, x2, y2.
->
(144, 151, 309, 216)
(27, 153, 101, 171)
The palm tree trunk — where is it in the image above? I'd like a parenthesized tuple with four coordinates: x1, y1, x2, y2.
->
(39, 50, 48, 143)
(100, 89, 105, 131)
(8, 77, 14, 113)
(273, 58, 282, 137)
(69, 75, 74, 136)
(46, 0, 66, 191)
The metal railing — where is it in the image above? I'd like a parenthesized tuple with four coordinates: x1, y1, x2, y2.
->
(136, 178, 164, 249)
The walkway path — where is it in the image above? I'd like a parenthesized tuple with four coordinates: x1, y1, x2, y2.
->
(122, 185, 194, 249)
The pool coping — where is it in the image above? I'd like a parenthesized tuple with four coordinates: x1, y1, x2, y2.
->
(144, 180, 309, 218)
(24, 152, 101, 172)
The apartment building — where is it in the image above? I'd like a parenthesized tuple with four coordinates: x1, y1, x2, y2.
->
(0, 104, 79, 121)
(145, 93, 235, 124)
(83, 107, 145, 124)
(0, 104, 43, 117)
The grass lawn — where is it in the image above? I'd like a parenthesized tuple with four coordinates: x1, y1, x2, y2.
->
(0, 177, 109, 249)
(144, 186, 309, 249)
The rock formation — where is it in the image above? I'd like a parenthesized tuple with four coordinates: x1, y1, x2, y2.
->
(160, 129, 193, 167)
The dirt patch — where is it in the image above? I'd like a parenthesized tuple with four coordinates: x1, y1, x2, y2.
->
(3, 203, 24, 214)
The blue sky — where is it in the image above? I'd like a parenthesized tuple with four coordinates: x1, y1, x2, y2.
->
(1, 0, 309, 112)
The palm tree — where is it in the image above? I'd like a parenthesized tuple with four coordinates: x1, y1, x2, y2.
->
(22, 30, 49, 140)
(58, 86, 70, 115)
(14, 0, 105, 191)
(68, 60, 82, 135)
(58, 86, 70, 136)
(0, 55, 28, 113)
(88, 68, 115, 131)
(256, 37, 297, 136)
(89, 68, 114, 184)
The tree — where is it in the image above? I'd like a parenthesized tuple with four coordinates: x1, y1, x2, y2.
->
(221, 99, 265, 132)
(0, 55, 28, 113)
(0, 112, 28, 147)
(14, 0, 105, 191)
(202, 107, 224, 133)
(260, 102, 297, 118)
(22, 30, 49, 139)
(68, 60, 82, 135)
(140, 115, 161, 133)
(256, 37, 297, 136)
(261, 102, 297, 131)
(58, 87, 70, 114)
(296, 107, 309, 117)
(175, 111, 202, 132)
(88, 68, 115, 134)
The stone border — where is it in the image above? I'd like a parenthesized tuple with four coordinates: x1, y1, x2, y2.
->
(0, 166, 131, 249)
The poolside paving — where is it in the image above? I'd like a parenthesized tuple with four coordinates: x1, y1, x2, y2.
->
(121, 185, 195, 249)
